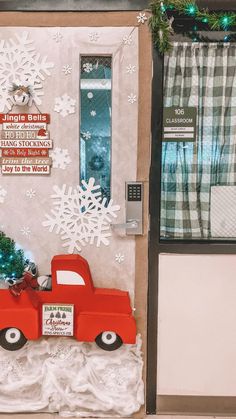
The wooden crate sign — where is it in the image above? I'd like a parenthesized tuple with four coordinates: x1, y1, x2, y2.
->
(1, 164, 51, 174)
(0, 113, 50, 123)
(0, 157, 52, 165)
(0, 139, 53, 148)
(2, 148, 49, 157)
(3, 123, 47, 131)
(1, 130, 50, 139)
(0, 113, 53, 175)
(42, 304, 74, 336)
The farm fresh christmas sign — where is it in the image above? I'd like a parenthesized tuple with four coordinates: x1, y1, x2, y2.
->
(0, 113, 52, 175)
(42, 304, 74, 336)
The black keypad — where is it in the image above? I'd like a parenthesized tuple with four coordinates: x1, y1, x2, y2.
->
(127, 184, 142, 201)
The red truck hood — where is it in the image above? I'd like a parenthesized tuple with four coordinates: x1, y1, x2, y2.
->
(93, 287, 133, 314)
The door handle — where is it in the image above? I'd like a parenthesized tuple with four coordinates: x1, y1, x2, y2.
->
(111, 219, 139, 230)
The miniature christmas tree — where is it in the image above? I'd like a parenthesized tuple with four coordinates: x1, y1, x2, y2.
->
(0, 231, 25, 280)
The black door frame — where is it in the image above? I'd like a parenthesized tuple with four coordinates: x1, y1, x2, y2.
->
(148, 3, 236, 414)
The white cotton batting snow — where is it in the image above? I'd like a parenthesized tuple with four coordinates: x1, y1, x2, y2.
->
(0, 334, 144, 417)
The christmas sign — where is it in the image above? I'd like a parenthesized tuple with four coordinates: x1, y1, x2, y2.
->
(0, 113, 53, 175)
(42, 304, 74, 336)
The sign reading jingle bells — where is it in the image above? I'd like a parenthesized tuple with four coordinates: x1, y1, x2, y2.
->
(0, 113, 53, 175)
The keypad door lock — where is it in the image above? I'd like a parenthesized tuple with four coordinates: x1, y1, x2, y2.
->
(111, 182, 143, 235)
(126, 182, 143, 235)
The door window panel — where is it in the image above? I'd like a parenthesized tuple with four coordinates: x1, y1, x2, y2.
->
(161, 43, 236, 240)
(80, 56, 112, 202)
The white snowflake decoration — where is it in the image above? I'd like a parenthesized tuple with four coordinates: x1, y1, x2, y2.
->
(0, 187, 7, 204)
(115, 253, 125, 264)
(126, 64, 136, 74)
(20, 226, 31, 236)
(83, 63, 93, 73)
(42, 178, 120, 253)
(82, 131, 91, 140)
(128, 93, 137, 104)
(62, 65, 72, 75)
(0, 31, 54, 111)
(137, 13, 148, 24)
(123, 35, 133, 46)
(54, 94, 76, 117)
(52, 31, 63, 43)
(26, 188, 36, 199)
(89, 32, 100, 42)
(90, 110, 96, 117)
(50, 148, 71, 170)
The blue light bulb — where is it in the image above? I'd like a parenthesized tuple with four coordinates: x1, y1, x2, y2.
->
(185, 4, 197, 16)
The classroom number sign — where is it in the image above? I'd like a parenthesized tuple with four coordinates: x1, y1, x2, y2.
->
(163, 107, 197, 142)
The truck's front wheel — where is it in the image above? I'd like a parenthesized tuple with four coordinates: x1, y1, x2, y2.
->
(95, 331, 123, 351)
(0, 328, 27, 351)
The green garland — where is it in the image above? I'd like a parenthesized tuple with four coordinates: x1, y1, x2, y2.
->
(149, 0, 236, 54)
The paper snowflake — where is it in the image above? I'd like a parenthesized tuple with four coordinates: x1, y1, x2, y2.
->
(128, 93, 137, 104)
(0, 31, 54, 111)
(88, 32, 100, 42)
(126, 64, 136, 74)
(0, 187, 7, 204)
(42, 178, 120, 253)
(51, 148, 71, 170)
(123, 35, 133, 45)
(115, 253, 125, 264)
(54, 94, 76, 117)
(52, 31, 63, 43)
(81, 131, 91, 140)
(90, 110, 96, 117)
(20, 226, 31, 236)
(83, 63, 93, 73)
(137, 12, 148, 24)
(26, 188, 36, 199)
(62, 65, 72, 75)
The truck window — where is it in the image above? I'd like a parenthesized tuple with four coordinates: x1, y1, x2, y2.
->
(56, 270, 85, 286)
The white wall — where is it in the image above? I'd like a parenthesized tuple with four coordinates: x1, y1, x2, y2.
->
(157, 253, 236, 396)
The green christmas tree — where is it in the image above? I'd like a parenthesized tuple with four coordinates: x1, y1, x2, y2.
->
(0, 231, 25, 280)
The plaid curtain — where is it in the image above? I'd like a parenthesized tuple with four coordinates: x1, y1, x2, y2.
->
(161, 43, 236, 239)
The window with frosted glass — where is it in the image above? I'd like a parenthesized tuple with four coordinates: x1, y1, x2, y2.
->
(161, 43, 236, 240)
(80, 56, 112, 202)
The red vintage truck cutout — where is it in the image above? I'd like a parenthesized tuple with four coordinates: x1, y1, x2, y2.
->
(0, 254, 136, 351)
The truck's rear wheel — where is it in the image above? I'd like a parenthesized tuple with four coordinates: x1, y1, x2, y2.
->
(0, 328, 27, 351)
(95, 331, 123, 351)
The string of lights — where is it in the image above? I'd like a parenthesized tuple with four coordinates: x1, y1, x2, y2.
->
(149, 0, 236, 53)
(0, 231, 25, 280)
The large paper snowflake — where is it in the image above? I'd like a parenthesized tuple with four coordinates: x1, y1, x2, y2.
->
(50, 147, 71, 170)
(0, 31, 54, 111)
(42, 178, 120, 253)
(54, 94, 76, 117)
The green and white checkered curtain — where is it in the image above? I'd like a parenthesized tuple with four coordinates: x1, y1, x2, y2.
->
(161, 43, 236, 239)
